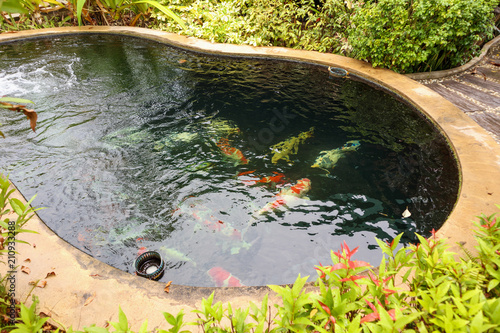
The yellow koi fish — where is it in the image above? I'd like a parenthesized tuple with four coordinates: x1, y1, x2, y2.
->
(270, 127, 314, 164)
(311, 140, 360, 173)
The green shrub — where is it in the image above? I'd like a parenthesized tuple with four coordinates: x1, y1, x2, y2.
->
(154, 0, 355, 52)
(348, 0, 497, 73)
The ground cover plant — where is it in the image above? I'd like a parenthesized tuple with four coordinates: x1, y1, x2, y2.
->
(1, 181, 499, 332)
(1, 0, 498, 73)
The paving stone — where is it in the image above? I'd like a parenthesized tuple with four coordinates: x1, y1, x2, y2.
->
(441, 80, 500, 108)
(426, 83, 483, 112)
(468, 112, 500, 138)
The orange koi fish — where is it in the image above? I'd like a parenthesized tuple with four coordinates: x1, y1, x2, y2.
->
(238, 171, 286, 186)
(257, 178, 311, 214)
(255, 172, 286, 185)
(237, 169, 257, 177)
(208, 267, 244, 287)
(217, 138, 248, 165)
(137, 246, 148, 256)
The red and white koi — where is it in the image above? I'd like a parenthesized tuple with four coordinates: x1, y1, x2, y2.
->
(208, 267, 244, 287)
(217, 137, 248, 165)
(191, 209, 242, 241)
(257, 178, 311, 215)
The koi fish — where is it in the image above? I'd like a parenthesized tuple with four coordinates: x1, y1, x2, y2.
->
(205, 118, 241, 138)
(311, 140, 360, 173)
(191, 209, 243, 241)
(237, 170, 257, 176)
(257, 178, 311, 215)
(208, 267, 244, 287)
(137, 246, 148, 256)
(270, 127, 314, 164)
(160, 246, 197, 266)
(239, 171, 287, 187)
(217, 138, 248, 165)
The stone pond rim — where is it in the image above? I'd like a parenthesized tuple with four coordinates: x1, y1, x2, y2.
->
(1, 26, 500, 330)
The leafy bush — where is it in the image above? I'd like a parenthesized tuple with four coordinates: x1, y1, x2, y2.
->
(155, 0, 498, 72)
(154, 0, 355, 52)
(0, 0, 185, 31)
(348, 0, 497, 73)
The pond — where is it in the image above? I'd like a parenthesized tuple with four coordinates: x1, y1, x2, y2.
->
(0, 34, 459, 287)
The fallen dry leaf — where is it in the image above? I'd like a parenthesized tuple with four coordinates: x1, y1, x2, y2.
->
(471, 69, 487, 80)
(37, 280, 47, 288)
(21, 266, 30, 274)
(164, 281, 172, 293)
(24, 258, 31, 263)
(83, 292, 96, 306)
(45, 271, 56, 278)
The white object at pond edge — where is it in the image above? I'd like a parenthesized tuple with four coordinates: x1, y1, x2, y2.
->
(402, 207, 411, 218)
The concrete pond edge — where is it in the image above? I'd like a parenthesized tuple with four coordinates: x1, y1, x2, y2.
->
(1, 26, 500, 330)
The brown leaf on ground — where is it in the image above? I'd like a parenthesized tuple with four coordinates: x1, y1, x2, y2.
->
(37, 280, 47, 288)
(490, 60, 500, 67)
(21, 266, 30, 274)
(45, 271, 56, 278)
(164, 281, 172, 293)
(24, 258, 31, 263)
(28, 280, 38, 285)
(471, 69, 487, 80)
(84, 292, 96, 306)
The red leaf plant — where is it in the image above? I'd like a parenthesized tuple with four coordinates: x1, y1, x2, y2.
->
(360, 299, 396, 323)
(318, 300, 336, 329)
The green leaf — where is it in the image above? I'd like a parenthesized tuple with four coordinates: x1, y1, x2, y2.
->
(76, 0, 86, 26)
(83, 326, 110, 333)
(135, 0, 186, 29)
(138, 320, 148, 333)
(9, 198, 25, 216)
(487, 279, 500, 292)
(0, 0, 28, 14)
(164, 312, 177, 326)
(0, 97, 34, 105)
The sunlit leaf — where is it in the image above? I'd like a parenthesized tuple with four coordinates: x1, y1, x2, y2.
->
(135, 0, 186, 29)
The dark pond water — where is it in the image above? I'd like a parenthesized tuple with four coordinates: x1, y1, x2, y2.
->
(0, 34, 459, 287)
